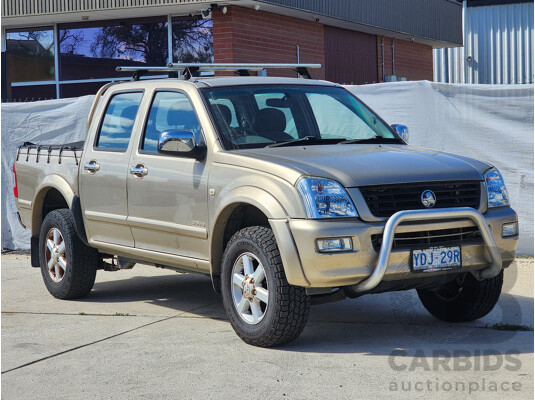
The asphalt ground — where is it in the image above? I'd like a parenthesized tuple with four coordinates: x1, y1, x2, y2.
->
(1, 253, 533, 399)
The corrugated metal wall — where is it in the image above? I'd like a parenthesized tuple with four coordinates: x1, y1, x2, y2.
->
(1, 0, 213, 17)
(259, 0, 463, 46)
(434, 1, 534, 84)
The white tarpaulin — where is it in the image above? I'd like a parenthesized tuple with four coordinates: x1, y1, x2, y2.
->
(1, 81, 533, 254)
(347, 81, 534, 254)
(1, 95, 95, 250)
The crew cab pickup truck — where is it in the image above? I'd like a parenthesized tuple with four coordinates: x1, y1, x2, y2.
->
(14, 63, 518, 347)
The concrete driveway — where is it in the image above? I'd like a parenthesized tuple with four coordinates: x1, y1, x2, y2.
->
(2, 254, 533, 399)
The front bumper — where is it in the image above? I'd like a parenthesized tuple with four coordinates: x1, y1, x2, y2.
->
(270, 206, 518, 288)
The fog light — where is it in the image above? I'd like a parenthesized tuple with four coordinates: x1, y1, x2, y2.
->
(316, 237, 353, 253)
(502, 222, 518, 237)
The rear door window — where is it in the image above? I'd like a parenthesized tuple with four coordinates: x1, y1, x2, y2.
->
(96, 92, 143, 151)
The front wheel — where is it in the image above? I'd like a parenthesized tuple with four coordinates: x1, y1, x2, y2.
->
(417, 271, 503, 322)
(39, 209, 98, 299)
(221, 226, 310, 347)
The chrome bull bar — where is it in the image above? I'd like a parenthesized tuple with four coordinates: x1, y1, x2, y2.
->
(354, 207, 502, 292)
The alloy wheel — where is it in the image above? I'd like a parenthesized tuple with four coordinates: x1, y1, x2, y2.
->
(231, 252, 269, 325)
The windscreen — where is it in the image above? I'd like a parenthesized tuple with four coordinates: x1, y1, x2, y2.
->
(201, 85, 399, 149)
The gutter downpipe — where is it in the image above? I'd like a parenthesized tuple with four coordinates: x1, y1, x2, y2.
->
(381, 36, 385, 82)
(296, 43, 300, 78)
(392, 38, 396, 77)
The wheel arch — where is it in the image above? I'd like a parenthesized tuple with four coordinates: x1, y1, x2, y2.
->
(31, 176, 75, 237)
(30, 176, 89, 267)
(210, 187, 288, 287)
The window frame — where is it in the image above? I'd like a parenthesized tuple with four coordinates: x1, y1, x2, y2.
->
(93, 89, 145, 153)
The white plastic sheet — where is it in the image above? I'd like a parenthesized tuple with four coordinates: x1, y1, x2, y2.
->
(347, 81, 534, 254)
(1, 95, 95, 250)
(2, 82, 533, 255)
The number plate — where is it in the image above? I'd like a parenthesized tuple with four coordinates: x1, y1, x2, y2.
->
(411, 246, 462, 273)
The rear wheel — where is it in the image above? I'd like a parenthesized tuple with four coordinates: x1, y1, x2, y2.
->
(221, 226, 310, 347)
(39, 209, 98, 299)
(417, 271, 503, 322)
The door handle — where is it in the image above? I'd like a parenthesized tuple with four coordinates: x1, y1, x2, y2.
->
(130, 164, 148, 178)
(84, 160, 100, 174)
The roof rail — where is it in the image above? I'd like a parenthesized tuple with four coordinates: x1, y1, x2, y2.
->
(116, 63, 322, 80)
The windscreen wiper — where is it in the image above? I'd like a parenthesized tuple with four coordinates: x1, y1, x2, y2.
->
(340, 136, 403, 144)
(267, 136, 344, 148)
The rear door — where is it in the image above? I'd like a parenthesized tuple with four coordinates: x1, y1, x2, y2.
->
(126, 89, 210, 262)
(79, 90, 144, 247)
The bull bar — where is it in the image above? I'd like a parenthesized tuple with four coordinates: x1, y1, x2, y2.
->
(353, 207, 503, 292)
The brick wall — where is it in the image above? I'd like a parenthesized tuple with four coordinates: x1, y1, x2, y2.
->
(376, 37, 433, 82)
(213, 6, 432, 83)
(213, 6, 325, 79)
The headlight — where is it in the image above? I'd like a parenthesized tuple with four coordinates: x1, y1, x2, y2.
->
(485, 167, 510, 208)
(296, 177, 358, 218)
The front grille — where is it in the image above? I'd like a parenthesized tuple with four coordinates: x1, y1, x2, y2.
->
(359, 181, 481, 218)
(371, 226, 482, 251)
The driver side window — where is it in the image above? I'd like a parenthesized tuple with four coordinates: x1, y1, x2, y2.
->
(142, 91, 202, 153)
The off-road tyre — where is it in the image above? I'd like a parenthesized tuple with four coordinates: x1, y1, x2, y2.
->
(221, 226, 310, 347)
(39, 209, 98, 299)
(417, 271, 503, 322)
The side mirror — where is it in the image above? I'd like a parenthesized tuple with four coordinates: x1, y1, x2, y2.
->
(391, 124, 409, 143)
(158, 129, 205, 160)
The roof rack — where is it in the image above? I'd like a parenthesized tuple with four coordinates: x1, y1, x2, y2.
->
(116, 63, 322, 80)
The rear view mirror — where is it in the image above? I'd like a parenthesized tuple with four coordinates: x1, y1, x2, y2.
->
(391, 124, 409, 143)
(158, 129, 205, 160)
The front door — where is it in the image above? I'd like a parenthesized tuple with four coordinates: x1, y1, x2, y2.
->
(79, 91, 144, 247)
(126, 90, 210, 263)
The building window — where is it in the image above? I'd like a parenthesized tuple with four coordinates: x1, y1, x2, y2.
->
(60, 81, 112, 98)
(6, 27, 55, 83)
(5, 27, 56, 101)
(11, 84, 57, 102)
(59, 17, 168, 81)
(3, 16, 213, 101)
(172, 18, 213, 63)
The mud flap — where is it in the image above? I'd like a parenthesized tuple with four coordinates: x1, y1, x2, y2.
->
(70, 195, 89, 246)
(31, 236, 40, 267)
